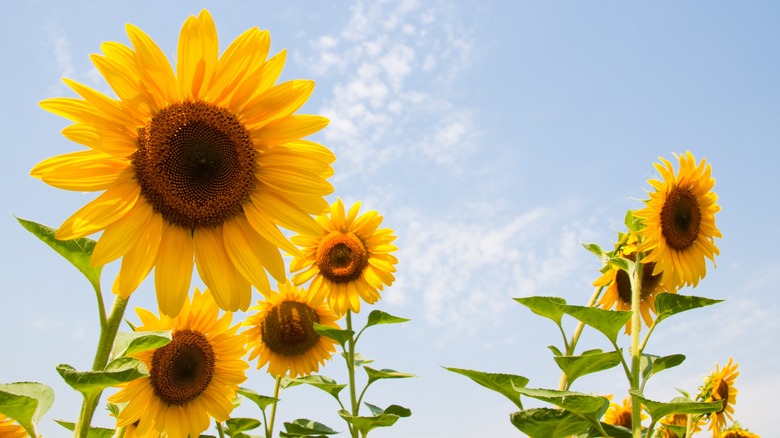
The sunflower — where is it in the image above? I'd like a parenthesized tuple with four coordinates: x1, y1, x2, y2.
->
(0, 414, 27, 438)
(722, 423, 760, 438)
(699, 358, 739, 438)
(290, 198, 398, 315)
(603, 396, 645, 429)
(634, 151, 721, 290)
(108, 288, 248, 438)
(244, 281, 340, 377)
(657, 413, 704, 438)
(594, 231, 669, 333)
(31, 10, 334, 316)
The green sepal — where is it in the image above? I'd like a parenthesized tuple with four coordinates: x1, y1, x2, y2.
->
(554, 350, 623, 386)
(56, 357, 147, 397)
(444, 367, 528, 410)
(282, 375, 345, 400)
(561, 305, 632, 344)
(54, 420, 114, 438)
(654, 293, 723, 325)
(313, 323, 354, 349)
(641, 353, 686, 381)
(629, 390, 723, 420)
(0, 382, 55, 437)
(514, 296, 567, 325)
(237, 387, 278, 411)
(582, 243, 604, 258)
(223, 417, 262, 435)
(280, 418, 339, 437)
(16, 217, 102, 290)
(364, 367, 416, 385)
(510, 408, 590, 437)
(364, 310, 410, 329)
(110, 330, 172, 360)
(514, 387, 610, 428)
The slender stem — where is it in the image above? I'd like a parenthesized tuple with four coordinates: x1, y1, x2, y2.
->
(557, 286, 605, 390)
(92, 282, 107, 331)
(266, 376, 283, 438)
(629, 259, 644, 438)
(74, 295, 129, 438)
(216, 421, 226, 438)
(346, 310, 359, 438)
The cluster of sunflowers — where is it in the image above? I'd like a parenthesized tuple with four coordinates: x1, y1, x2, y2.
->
(4, 10, 405, 438)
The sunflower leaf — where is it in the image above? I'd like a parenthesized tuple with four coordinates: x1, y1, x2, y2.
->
(364, 367, 416, 385)
(56, 357, 148, 397)
(513, 387, 610, 428)
(224, 418, 262, 435)
(313, 323, 354, 349)
(337, 410, 402, 435)
(281, 418, 339, 436)
(340, 352, 374, 368)
(560, 305, 632, 344)
(553, 350, 623, 387)
(0, 382, 55, 437)
(237, 387, 278, 411)
(509, 408, 591, 437)
(629, 390, 723, 420)
(16, 217, 102, 290)
(514, 296, 567, 326)
(654, 293, 724, 325)
(54, 420, 114, 438)
(582, 242, 604, 258)
(364, 310, 410, 329)
(608, 256, 633, 273)
(110, 330, 172, 361)
(641, 353, 686, 381)
(444, 367, 528, 410)
(283, 375, 346, 400)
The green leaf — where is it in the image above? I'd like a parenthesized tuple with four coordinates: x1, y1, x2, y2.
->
(547, 345, 563, 356)
(54, 420, 114, 438)
(237, 387, 278, 411)
(595, 423, 633, 437)
(338, 410, 401, 435)
(444, 367, 528, 410)
(553, 350, 622, 386)
(510, 408, 591, 437)
(514, 296, 567, 325)
(56, 357, 147, 397)
(608, 256, 633, 272)
(624, 210, 641, 232)
(281, 418, 339, 437)
(654, 293, 723, 324)
(364, 310, 410, 329)
(561, 305, 632, 344)
(0, 382, 55, 437)
(364, 403, 412, 418)
(313, 323, 354, 349)
(349, 353, 374, 368)
(641, 354, 686, 381)
(364, 367, 416, 385)
(514, 387, 609, 427)
(582, 243, 604, 258)
(283, 375, 346, 400)
(110, 330, 172, 360)
(629, 391, 723, 420)
(16, 217, 102, 289)
(224, 418, 262, 435)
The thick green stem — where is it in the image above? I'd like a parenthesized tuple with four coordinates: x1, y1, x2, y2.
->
(346, 310, 359, 438)
(266, 376, 282, 438)
(74, 295, 129, 438)
(557, 286, 604, 390)
(629, 260, 644, 438)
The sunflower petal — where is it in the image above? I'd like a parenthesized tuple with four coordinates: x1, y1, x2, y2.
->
(251, 115, 329, 146)
(56, 180, 140, 240)
(193, 226, 252, 312)
(222, 216, 273, 296)
(30, 150, 130, 191)
(155, 225, 194, 317)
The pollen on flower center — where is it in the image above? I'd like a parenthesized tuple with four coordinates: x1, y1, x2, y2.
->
(660, 186, 701, 251)
(133, 100, 257, 229)
(261, 301, 321, 356)
(150, 329, 215, 406)
(315, 232, 369, 283)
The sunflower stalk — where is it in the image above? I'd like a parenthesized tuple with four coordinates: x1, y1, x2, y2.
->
(557, 285, 605, 391)
(629, 256, 644, 438)
(345, 310, 360, 438)
(265, 376, 282, 438)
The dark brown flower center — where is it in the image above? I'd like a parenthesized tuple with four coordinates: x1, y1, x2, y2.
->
(150, 329, 215, 406)
(660, 186, 701, 251)
(315, 232, 369, 283)
(261, 301, 321, 356)
(616, 256, 662, 304)
(133, 101, 257, 229)
(616, 409, 633, 428)
(716, 380, 730, 413)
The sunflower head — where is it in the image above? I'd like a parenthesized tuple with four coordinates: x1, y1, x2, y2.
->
(244, 282, 341, 377)
(603, 396, 645, 429)
(698, 358, 740, 438)
(634, 151, 721, 290)
(32, 9, 335, 317)
(290, 198, 398, 315)
(657, 413, 704, 438)
(108, 288, 248, 438)
(721, 422, 760, 438)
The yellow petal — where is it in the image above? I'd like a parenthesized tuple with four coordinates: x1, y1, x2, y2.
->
(30, 150, 130, 191)
(222, 216, 273, 295)
(92, 199, 155, 266)
(126, 23, 178, 107)
(62, 78, 143, 129)
(251, 115, 329, 146)
(56, 180, 140, 240)
(155, 224, 194, 317)
(112, 210, 163, 298)
(230, 49, 285, 111)
(60, 123, 138, 158)
(249, 188, 321, 236)
(193, 226, 252, 311)
(243, 202, 302, 257)
(208, 28, 269, 105)
(242, 80, 314, 129)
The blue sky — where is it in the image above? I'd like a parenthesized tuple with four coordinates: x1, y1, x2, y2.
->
(2, 1, 779, 436)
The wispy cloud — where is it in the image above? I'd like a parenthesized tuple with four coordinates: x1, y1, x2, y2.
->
(43, 20, 75, 95)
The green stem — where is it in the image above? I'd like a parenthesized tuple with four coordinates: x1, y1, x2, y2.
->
(216, 420, 226, 438)
(74, 295, 129, 438)
(266, 376, 282, 438)
(629, 259, 644, 438)
(557, 285, 604, 390)
(92, 282, 107, 331)
(346, 310, 359, 438)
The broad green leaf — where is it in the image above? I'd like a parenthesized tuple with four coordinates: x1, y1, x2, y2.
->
(641, 354, 686, 381)
(364, 403, 412, 418)
(56, 358, 147, 397)
(595, 423, 633, 437)
(281, 418, 339, 436)
(110, 330, 172, 360)
(342, 353, 374, 368)
(338, 410, 400, 435)
(55, 420, 114, 438)
(582, 243, 604, 258)
(364, 310, 410, 329)
(654, 293, 723, 324)
(16, 217, 102, 289)
(510, 408, 591, 437)
(630, 391, 723, 420)
(0, 382, 55, 437)
(514, 387, 609, 427)
(283, 375, 345, 400)
(364, 367, 416, 385)
(444, 367, 528, 410)
(514, 296, 567, 325)
(554, 350, 622, 386)
(561, 305, 632, 344)
(313, 323, 354, 349)
(237, 388, 278, 411)
(224, 418, 262, 435)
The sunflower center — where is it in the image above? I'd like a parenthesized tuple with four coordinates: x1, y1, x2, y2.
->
(616, 410, 633, 428)
(660, 186, 701, 251)
(149, 329, 215, 406)
(133, 101, 257, 229)
(261, 301, 321, 356)
(716, 380, 730, 413)
(315, 232, 369, 283)
(616, 256, 662, 304)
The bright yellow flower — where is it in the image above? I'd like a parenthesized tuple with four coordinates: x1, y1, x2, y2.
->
(603, 396, 645, 429)
(290, 198, 398, 315)
(700, 358, 739, 438)
(0, 414, 27, 438)
(109, 288, 248, 438)
(244, 281, 340, 377)
(634, 151, 721, 289)
(32, 10, 334, 316)
(658, 413, 704, 438)
(722, 423, 760, 438)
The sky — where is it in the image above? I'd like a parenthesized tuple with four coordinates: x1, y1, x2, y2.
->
(1, 1, 779, 437)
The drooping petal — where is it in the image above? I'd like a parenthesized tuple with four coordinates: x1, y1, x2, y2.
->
(155, 224, 194, 317)
(56, 179, 140, 240)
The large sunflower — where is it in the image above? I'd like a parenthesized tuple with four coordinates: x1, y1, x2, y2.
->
(244, 281, 340, 377)
(0, 414, 27, 438)
(634, 151, 721, 290)
(290, 198, 398, 315)
(32, 10, 334, 316)
(108, 288, 248, 438)
(701, 358, 740, 438)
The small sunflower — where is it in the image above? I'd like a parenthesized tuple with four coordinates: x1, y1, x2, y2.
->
(290, 198, 398, 315)
(594, 231, 668, 333)
(32, 10, 334, 316)
(603, 396, 645, 429)
(244, 281, 340, 377)
(722, 423, 760, 438)
(658, 413, 703, 438)
(0, 414, 27, 438)
(108, 288, 248, 438)
(700, 358, 739, 438)
(634, 151, 721, 289)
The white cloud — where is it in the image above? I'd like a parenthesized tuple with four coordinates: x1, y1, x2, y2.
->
(44, 20, 75, 94)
